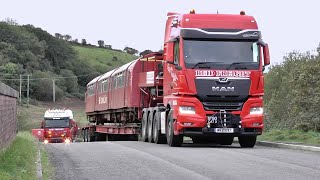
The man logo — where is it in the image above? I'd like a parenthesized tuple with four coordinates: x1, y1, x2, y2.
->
(212, 86, 235, 92)
(218, 77, 229, 83)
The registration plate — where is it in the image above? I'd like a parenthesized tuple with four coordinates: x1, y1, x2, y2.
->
(214, 128, 234, 133)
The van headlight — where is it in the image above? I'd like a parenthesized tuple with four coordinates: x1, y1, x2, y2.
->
(250, 107, 263, 115)
(179, 106, 195, 114)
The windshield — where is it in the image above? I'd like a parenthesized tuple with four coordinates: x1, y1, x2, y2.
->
(183, 40, 260, 70)
(44, 117, 70, 128)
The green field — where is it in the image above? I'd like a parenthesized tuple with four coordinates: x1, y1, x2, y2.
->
(73, 45, 137, 73)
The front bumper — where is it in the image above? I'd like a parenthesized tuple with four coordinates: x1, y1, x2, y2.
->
(183, 127, 262, 137)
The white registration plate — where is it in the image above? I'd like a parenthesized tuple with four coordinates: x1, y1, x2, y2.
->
(214, 128, 234, 133)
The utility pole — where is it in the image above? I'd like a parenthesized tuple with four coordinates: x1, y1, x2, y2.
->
(52, 78, 56, 102)
(27, 74, 30, 106)
(19, 75, 22, 104)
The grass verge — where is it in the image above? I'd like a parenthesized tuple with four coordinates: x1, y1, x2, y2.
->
(258, 129, 320, 146)
(0, 132, 54, 180)
(0, 132, 37, 180)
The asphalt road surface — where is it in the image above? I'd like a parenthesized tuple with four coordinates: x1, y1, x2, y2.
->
(46, 140, 320, 180)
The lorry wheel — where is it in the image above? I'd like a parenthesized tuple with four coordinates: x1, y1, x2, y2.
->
(219, 136, 234, 145)
(147, 111, 154, 143)
(83, 129, 88, 142)
(140, 112, 148, 142)
(239, 136, 256, 148)
(166, 111, 183, 147)
(153, 112, 166, 144)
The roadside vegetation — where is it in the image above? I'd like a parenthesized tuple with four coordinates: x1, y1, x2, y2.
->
(0, 132, 37, 180)
(263, 44, 320, 145)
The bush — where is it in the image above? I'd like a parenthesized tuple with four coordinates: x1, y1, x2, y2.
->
(264, 48, 320, 131)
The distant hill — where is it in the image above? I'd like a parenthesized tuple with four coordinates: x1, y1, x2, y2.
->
(0, 20, 138, 101)
(73, 45, 137, 74)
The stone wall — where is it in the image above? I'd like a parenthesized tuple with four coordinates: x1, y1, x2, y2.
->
(0, 82, 18, 150)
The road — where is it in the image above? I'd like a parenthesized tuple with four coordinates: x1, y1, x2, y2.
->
(46, 140, 320, 180)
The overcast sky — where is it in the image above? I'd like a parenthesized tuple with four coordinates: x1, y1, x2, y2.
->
(1, 0, 320, 64)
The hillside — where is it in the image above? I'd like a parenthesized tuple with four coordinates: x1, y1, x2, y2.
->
(0, 21, 138, 101)
(73, 46, 137, 73)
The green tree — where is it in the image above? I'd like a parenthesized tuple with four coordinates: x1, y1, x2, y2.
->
(98, 40, 105, 48)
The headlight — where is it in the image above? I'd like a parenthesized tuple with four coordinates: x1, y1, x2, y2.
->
(250, 107, 263, 115)
(179, 106, 195, 114)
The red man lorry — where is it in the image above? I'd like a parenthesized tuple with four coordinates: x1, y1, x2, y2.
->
(33, 109, 78, 143)
(83, 10, 270, 147)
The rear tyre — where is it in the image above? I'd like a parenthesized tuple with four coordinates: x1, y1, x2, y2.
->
(147, 111, 154, 143)
(166, 111, 183, 147)
(153, 112, 166, 144)
(218, 136, 234, 145)
(140, 112, 148, 142)
(239, 136, 257, 148)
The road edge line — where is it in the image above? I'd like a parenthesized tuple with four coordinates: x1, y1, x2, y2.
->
(37, 141, 43, 180)
(256, 141, 320, 152)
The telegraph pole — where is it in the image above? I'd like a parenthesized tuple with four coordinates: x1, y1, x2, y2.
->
(52, 78, 56, 102)
(27, 74, 30, 106)
(19, 75, 22, 104)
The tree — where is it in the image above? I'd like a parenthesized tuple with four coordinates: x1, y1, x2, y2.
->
(55, 33, 63, 39)
(98, 40, 105, 48)
(60, 69, 79, 93)
(73, 39, 78, 43)
(139, 50, 153, 56)
(123, 46, 138, 55)
(64, 34, 72, 41)
(81, 39, 87, 46)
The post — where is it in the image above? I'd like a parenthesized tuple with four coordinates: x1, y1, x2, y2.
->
(27, 74, 30, 106)
(52, 78, 56, 102)
(19, 74, 22, 104)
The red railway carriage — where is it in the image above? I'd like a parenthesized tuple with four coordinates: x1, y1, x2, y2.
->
(85, 75, 101, 114)
(85, 53, 163, 126)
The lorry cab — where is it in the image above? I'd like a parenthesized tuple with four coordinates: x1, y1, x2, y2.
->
(42, 109, 77, 143)
(159, 10, 270, 147)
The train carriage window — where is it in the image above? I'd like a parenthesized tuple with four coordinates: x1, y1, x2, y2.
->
(87, 84, 95, 96)
(98, 82, 102, 93)
(117, 72, 124, 88)
(103, 79, 109, 92)
(112, 76, 117, 89)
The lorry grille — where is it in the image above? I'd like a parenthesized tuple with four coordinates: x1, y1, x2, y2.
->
(202, 102, 244, 111)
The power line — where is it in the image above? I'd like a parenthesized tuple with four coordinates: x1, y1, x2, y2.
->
(0, 73, 99, 81)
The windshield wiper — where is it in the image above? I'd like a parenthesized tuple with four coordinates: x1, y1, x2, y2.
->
(226, 62, 248, 70)
(192, 62, 222, 69)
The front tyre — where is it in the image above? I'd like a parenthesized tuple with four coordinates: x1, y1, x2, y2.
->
(239, 136, 257, 148)
(166, 110, 183, 147)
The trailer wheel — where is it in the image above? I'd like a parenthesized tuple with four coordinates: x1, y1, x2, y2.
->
(140, 112, 148, 142)
(83, 129, 88, 142)
(239, 136, 256, 148)
(166, 111, 183, 147)
(153, 112, 166, 144)
(147, 111, 154, 143)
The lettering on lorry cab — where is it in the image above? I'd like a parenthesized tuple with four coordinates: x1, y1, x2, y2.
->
(195, 70, 251, 78)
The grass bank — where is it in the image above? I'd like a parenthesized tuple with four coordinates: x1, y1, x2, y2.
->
(0, 132, 53, 180)
(258, 129, 320, 146)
